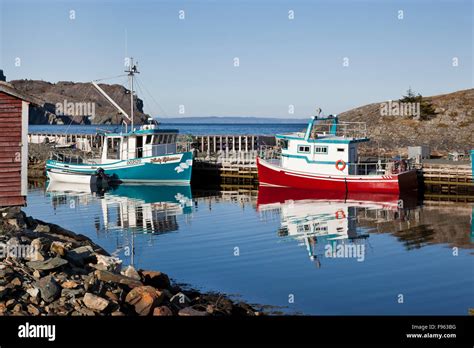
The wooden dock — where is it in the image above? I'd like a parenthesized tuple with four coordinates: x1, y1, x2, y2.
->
(419, 160, 473, 198)
(192, 158, 259, 186)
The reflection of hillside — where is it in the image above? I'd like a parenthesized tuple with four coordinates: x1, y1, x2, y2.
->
(390, 225, 436, 250)
(356, 203, 473, 249)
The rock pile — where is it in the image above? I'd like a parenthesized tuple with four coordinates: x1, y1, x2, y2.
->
(0, 207, 260, 316)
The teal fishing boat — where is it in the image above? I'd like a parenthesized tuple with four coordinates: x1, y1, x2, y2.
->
(46, 125, 193, 184)
(46, 58, 193, 184)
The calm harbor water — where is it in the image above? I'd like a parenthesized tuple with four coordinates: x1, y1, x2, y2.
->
(24, 181, 474, 315)
(29, 123, 307, 136)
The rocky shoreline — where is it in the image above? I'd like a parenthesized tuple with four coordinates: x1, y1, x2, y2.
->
(0, 207, 260, 316)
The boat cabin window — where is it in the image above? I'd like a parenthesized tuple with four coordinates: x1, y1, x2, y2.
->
(337, 148, 345, 152)
(278, 139, 288, 150)
(314, 146, 328, 154)
(153, 134, 177, 145)
(298, 145, 311, 154)
(145, 135, 153, 144)
(107, 137, 121, 160)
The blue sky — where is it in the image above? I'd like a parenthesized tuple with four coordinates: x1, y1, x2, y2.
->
(0, 0, 472, 118)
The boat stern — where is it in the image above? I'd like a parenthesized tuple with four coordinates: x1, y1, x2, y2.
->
(397, 169, 419, 193)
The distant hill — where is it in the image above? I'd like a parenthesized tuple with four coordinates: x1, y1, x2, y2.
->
(338, 88, 473, 155)
(10, 79, 149, 125)
(159, 116, 307, 124)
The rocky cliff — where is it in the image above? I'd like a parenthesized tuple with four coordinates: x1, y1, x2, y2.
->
(338, 88, 474, 155)
(10, 80, 150, 125)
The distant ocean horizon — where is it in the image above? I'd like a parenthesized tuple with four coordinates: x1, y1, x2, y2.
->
(29, 123, 308, 136)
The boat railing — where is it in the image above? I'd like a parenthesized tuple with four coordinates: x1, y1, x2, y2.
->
(258, 145, 281, 160)
(312, 121, 367, 139)
(48, 146, 102, 164)
(135, 142, 192, 158)
(49, 151, 84, 164)
(348, 159, 415, 175)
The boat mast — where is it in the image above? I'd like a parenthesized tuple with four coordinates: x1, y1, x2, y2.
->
(126, 58, 139, 131)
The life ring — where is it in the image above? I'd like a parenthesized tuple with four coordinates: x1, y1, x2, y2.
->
(335, 160, 346, 171)
(335, 209, 346, 219)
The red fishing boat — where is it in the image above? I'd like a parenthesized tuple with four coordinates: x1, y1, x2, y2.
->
(257, 114, 418, 194)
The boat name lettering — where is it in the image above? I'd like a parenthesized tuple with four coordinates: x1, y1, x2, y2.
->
(151, 156, 180, 164)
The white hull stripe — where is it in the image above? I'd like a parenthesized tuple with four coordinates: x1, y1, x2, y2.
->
(47, 162, 144, 172)
(286, 171, 399, 183)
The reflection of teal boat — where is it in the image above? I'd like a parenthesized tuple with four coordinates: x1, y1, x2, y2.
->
(107, 184, 193, 214)
(100, 184, 193, 236)
(46, 182, 193, 234)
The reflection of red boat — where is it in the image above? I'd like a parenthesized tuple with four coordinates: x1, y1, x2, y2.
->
(257, 185, 419, 267)
(257, 185, 418, 210)
(257, 115, 418, 194)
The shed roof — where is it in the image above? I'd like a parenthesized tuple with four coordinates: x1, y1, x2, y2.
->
(0, 81, 41, 105)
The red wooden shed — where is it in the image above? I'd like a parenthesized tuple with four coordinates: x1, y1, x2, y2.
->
(0, 81, 32, 207)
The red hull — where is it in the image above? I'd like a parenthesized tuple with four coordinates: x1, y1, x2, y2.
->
(257, 157, 418, 194)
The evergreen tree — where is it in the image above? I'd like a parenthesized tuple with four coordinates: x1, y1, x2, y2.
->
(399, 88, 436, 120)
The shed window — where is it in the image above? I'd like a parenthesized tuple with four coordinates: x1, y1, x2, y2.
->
(314, 146, 328, 154)
(298, 145, 311, 153)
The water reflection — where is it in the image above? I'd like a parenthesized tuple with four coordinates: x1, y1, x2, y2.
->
(43, 181, 473, 257)
(25, 181, 472, 314)
(257, 186, 472, 266)
(46, 181, 193, 235)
